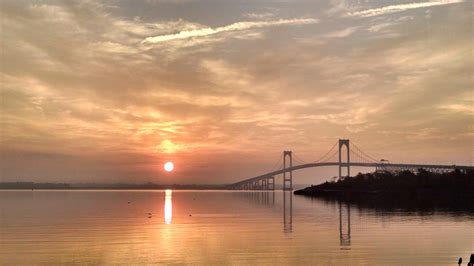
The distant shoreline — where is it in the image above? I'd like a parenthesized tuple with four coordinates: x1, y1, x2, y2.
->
(0, 182, 309, 190)
(0, 188, 228, 190)
(0, 182, 228, 190)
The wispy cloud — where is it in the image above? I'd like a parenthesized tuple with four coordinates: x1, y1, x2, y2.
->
(142, 18, 318, 44)
(244, 12, 276, 19)
(440, 104, 473, 114)
(323, 26, 359, 38)
(348, 0, 464, 17)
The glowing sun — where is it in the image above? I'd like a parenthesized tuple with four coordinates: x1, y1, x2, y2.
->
(164, 161, 174, 172)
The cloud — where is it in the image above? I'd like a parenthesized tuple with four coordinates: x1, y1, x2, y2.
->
(2, 0, 472, 183)
(244, 12, 276, 19)
(323, 26, 359, 38)
(142, 18, 318, 44)
(146, 0, 196, 4)
(348, 0, 464, 17)
(439, 104, 473, 114)
(367, 22, 397, 33)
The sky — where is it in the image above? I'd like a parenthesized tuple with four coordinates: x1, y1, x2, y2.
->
(0, 0, 472, 184)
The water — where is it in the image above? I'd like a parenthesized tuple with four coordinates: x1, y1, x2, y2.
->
(0, 190, 473, 265)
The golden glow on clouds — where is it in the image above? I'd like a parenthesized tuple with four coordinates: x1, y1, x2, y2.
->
(0, 0, 472, 183)
(348, 0, 465, 17)
(158, 140, 183, 154)
(142, 18, 318, 44)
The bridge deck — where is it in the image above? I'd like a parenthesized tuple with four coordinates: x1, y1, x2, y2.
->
(230, 162, 473, 187)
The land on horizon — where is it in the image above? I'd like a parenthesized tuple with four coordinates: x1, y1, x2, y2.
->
(0, 181, 313, 190)
(294, 169, 474, 211)
(0, 182, 226, 190)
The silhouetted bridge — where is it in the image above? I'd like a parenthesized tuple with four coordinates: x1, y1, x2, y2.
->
(229, 139, 473, 190)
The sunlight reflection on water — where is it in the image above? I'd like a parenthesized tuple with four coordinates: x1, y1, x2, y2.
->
(164, 189, 172, 224)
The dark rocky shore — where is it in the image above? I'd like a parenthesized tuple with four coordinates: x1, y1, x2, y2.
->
(294, 169, 474, 212)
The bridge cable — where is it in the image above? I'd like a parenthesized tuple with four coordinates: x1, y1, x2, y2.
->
(268, 153, 283, 173)
(317, 147, 338, 163)
(350, 141, 379, 163)
(325, 148, 340, 163)
(350, 147, 369, 163)
(311, 141, 339, 163)
(293, 153, 309, 164)
(350, 148, 370, 163)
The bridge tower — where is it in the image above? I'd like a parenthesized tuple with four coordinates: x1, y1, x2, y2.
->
(339, 139, 350, 179)
(283, 151, 293, 190)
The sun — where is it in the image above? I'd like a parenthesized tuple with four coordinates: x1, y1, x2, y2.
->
(164, 161, 174, 172)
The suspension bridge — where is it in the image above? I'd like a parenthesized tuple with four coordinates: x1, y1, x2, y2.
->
(228, 139, 473, 190)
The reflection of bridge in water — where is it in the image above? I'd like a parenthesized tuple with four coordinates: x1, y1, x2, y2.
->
(282, 192, 351, 247)
(244, 191, 352, 247)
(229, 139, 474, 191)
(283, 191, 292, 233)
(339, 202, 351, 247)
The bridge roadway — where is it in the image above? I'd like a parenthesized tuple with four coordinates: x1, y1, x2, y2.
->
(229, 162, 474, 188)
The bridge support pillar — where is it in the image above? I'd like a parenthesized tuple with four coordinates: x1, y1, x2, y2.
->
(283, 151, 293, 191)
(267, 176, 275, 191)
(339, 139, 350, 179)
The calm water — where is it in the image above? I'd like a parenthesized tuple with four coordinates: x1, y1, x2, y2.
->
(0, 190, 473, 265)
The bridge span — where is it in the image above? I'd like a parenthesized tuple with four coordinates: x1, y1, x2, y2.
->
(228, 139, 473, 190)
